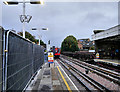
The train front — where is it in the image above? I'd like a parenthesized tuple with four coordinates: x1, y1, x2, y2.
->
(54, 48, 61, 58)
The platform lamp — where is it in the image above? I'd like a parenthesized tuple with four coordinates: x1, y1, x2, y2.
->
(3, 0, 44, 38)
(31, 27, 48, 45)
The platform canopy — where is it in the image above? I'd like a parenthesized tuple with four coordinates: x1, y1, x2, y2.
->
(92, 25, 120, 41)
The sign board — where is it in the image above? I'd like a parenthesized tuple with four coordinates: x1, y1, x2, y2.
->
(96, 53, 99, 59)
(89, 50, 95, 52)
(47, 44, 50, 51)
(48, 52, 54, 63)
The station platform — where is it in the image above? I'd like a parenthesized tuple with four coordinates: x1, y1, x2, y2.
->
(26, 60, 78, 91)
(94, 59, 120, 66)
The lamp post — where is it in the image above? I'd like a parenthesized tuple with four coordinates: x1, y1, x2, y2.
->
(3, 0, 44, 38)
(31, 27, 48, 45)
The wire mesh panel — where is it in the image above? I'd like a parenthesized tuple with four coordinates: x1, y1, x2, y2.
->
(33, 44, 44, 73)
(6, 32, 33, 90)
(5, 31, 44, 91)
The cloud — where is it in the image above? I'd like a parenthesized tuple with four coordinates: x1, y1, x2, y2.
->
(2, 2, 118, 47)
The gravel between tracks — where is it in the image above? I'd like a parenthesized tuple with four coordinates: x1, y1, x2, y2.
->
(62, 58, 120, 91)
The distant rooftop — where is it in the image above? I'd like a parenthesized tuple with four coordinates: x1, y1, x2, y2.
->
(78, 38, 90, 41)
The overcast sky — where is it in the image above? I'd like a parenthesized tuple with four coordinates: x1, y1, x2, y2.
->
(0, 0, 118, 47)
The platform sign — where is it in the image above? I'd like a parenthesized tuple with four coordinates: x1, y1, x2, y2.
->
(96, 53, 99, 59)
(47, 44, 50, 51)
(48, 52, 54, 63)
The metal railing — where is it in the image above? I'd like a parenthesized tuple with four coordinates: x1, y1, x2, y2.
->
(0, 27, 44, 91)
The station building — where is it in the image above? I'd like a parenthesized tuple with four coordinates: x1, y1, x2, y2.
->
(92, 25, 120, 59)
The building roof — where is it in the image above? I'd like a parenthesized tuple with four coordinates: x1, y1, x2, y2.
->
(92, 25, 120, 40)
(78, 38, 94, 48)
(78, 38, 89, 41)
(93, 30, 104, 34)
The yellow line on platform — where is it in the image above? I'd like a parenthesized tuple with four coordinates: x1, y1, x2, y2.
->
(57, 66, 72, 92)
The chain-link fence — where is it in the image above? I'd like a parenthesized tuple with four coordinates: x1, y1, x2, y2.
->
(0, 29, 44, 91)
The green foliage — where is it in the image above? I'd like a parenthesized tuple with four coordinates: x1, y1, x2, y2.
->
(90, 46, 95, 50)
(36, 39, 45, 45)
(61, 35, 79, 52)
(18, 31, 45, 45)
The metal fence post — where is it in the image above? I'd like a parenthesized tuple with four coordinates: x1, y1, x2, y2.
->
(0, 27, 6, 91)
(0, 27, 3, 91)
(4, 30, 11, 90)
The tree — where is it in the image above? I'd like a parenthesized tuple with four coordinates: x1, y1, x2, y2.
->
(61, 35, 79, 52)
(18, 31, 46, 46)
(90, 46, 95, 50)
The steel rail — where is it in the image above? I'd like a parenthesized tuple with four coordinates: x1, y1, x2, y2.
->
(59, 58, 111, 92)
(73, 58, 120, 78)
(63, 55, 120, 77)
(63, 57, 120, 85)
(61, 55, 120, 84)
(57, 59, 92, 92)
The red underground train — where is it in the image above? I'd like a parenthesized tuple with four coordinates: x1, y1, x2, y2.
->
(54, 48, 61, 58)
(52, 47, 61, 58)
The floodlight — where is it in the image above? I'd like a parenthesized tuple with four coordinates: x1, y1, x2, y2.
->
(42, 28, 48, 30)
(30, 1, 42, 4)
(3, 1, 18, 5)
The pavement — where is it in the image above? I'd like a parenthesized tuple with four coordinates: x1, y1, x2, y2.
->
(94, 59, 120, 66)
(26, 60, 78, 92)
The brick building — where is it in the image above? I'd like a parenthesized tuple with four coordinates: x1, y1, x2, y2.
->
(78, 38, 95, 50)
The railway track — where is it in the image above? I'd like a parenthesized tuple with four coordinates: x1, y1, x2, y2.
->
(56, 59, 91, 92)
(57, 55, 120, 91)
(57, 59, 111, 91)
(61, 55, 120, 85)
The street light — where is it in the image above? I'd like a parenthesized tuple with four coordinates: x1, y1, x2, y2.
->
(3, 0, 44, 38)
(3, 1, 18, 5)
(3, 1, 44, 5)
(31, 27, 48, 45)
